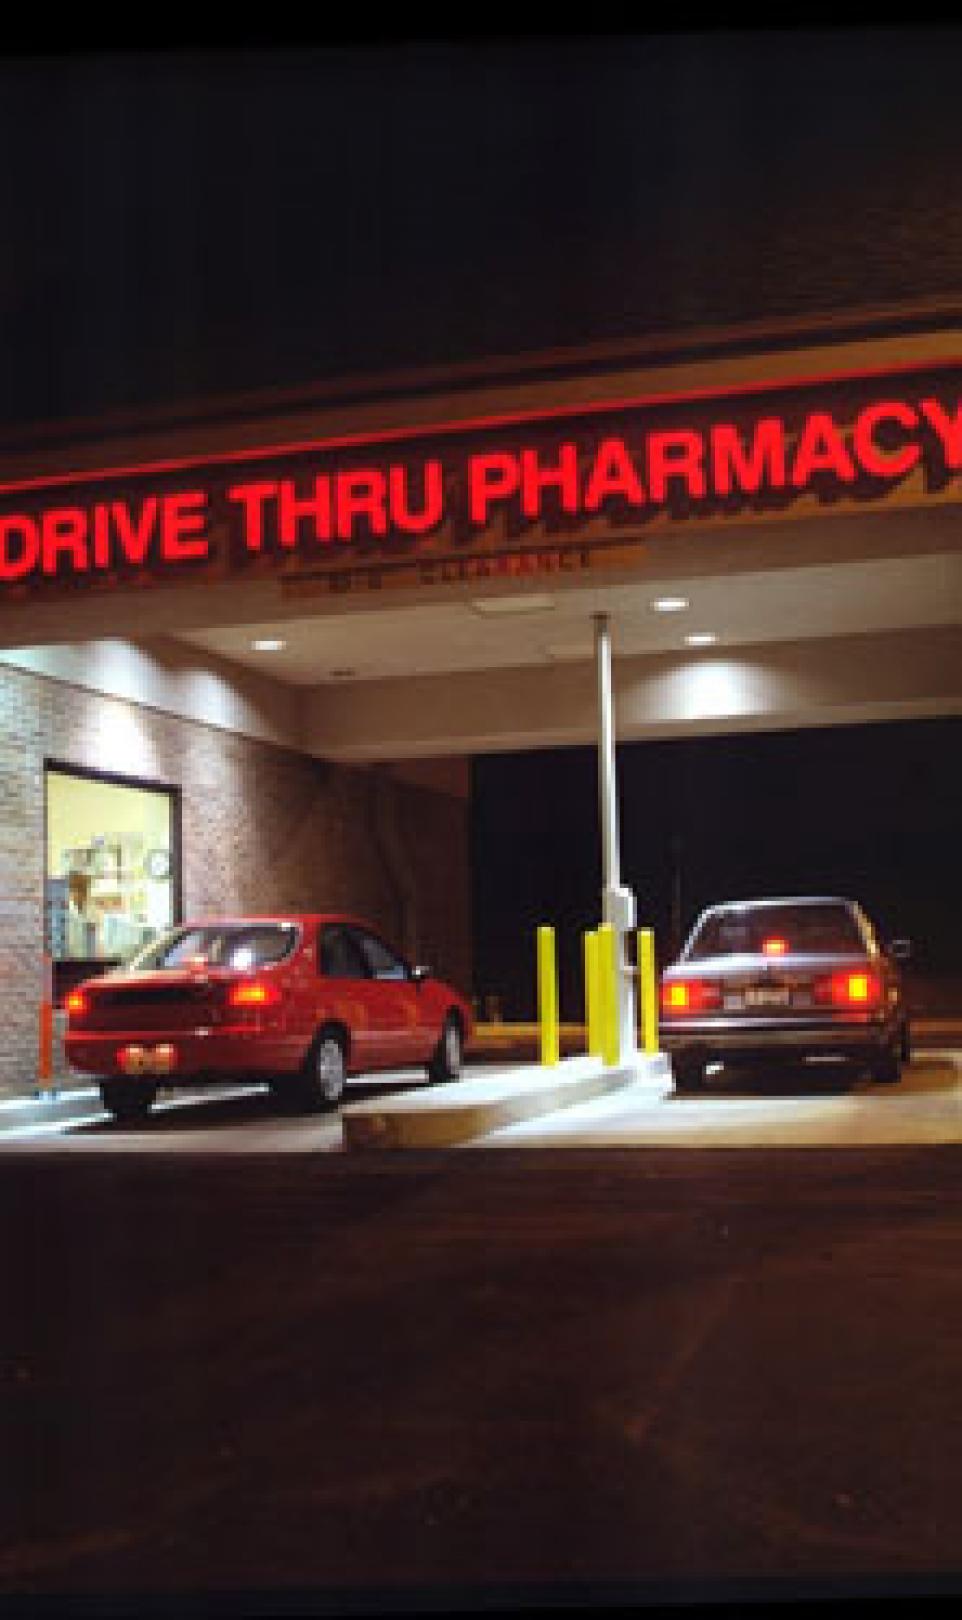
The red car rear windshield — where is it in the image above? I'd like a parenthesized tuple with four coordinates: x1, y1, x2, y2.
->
(685, 904, 865, 961)
(129, 924, 299, 973)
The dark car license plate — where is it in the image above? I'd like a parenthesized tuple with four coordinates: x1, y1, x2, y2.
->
(745, 986, 791, 1008)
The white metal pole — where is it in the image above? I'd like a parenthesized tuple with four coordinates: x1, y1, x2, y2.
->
(594, 613, 636, 1060)
(595, 613, 620, 903)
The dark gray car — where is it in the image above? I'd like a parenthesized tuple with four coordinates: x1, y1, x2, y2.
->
(659, 896, 910, 1093)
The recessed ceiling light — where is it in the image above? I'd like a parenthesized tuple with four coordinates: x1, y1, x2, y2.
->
(651, 595, 690, 613)
(685, 632, 718, 648)
(470, 593, 555, 617)
(251, 638, 286, 652)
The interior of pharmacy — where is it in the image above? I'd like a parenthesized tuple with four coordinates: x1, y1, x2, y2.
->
(45, 766, 176, 991)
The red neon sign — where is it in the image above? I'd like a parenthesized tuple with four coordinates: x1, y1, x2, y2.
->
(0, 377, 960, 591)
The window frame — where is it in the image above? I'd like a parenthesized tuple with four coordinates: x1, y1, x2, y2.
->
(128, 921, 301, 974)
(682, 901, 867, 961)
(318, 923, 373, 981)
(43, 759, 183, 983)
(350, 926, 412, 983)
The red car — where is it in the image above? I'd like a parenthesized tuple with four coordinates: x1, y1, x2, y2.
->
(64, 914, 473, 1124)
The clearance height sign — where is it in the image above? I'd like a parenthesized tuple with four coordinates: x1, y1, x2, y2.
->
(1, 361, 961, 599)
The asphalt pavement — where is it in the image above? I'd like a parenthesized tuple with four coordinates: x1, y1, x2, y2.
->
(2, 1080, 962, 1611)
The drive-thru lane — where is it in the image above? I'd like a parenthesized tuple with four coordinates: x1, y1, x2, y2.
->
(2, 1051, 961, 1152)
(0, 1076, 409, 1154)
(2, 1129, 962, 1600)
(481, 1050, 962, 1148)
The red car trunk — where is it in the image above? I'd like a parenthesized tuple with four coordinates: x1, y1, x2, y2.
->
(71, 970, 234, 1033)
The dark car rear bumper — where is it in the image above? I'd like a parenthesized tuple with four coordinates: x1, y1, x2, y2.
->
(660, 1013, 898, 1062)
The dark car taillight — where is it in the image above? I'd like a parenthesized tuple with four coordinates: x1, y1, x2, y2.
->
(814, 969, 882, 1010)
(661, 978, 723, 1014)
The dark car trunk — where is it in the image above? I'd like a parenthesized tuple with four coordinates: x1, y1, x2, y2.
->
(666, 952, 872, 1017)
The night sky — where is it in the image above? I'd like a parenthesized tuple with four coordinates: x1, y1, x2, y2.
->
(471, 719, 962, 1019)
(2, 33, 962, 429)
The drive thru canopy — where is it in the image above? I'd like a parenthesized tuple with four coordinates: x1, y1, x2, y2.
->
(0, 303, 960, 1095)
(1, 305, 961, 756)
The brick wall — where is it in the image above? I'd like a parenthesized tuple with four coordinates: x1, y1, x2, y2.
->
(0, 662, 471, 1097)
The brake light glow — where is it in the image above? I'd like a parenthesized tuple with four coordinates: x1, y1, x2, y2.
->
(762, 936, 788, 957)
(660, 979, 722, 1014)
(65, 990, 88, 1018)
(839, 970, 877, 1005)
(815, 969, 882, 1009)
(227, 979, 281, 1010)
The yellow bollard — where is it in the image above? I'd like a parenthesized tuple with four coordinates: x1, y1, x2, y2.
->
(597, 922, 620, 1068)
(637, 927, 658, 1055)
(583, 930, 603, 1058)
(537, 925, 559, 1067)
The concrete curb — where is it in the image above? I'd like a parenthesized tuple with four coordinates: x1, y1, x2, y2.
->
(341, 1051, 672, 1150)
(0, 1081, 265, 1136)
(0, 1086, 102, 1128)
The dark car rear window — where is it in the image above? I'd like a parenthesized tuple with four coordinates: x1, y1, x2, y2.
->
(128, 924, 299, 972)
(685, 904, 864, 960)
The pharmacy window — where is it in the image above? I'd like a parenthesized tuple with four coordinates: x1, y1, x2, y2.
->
(45, 765, 180, 968)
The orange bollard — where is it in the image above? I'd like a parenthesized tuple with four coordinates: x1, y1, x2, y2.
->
(38, 953, 54, 1093)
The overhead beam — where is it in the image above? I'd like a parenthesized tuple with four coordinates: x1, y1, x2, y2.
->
(298, 625, 962, 760)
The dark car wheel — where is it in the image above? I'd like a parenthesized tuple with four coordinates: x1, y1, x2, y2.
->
(870, 1042, 902, 1085)
(100, 1079, 158, 1124)
(900, 1020, 912, 1064)
(302, 1028, 348, 1110)
(428, 1013, 463, 1084)
(673, 1056, 705, 1094)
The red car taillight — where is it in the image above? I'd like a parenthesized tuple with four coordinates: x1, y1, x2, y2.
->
(660, 979, 722, 1014)
(65, 990, 88, 1022)
(814, 969, 882, 1009)
(226, 978, 281, 1011)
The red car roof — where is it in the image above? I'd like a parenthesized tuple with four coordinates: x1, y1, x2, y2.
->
(173, 913, 373, 930)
